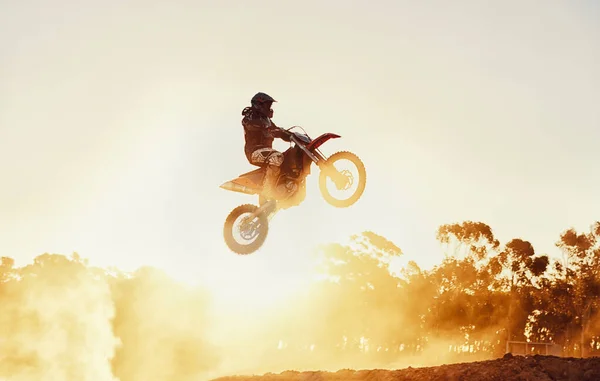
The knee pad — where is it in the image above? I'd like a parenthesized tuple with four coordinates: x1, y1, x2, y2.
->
(267, 152, 284, 167)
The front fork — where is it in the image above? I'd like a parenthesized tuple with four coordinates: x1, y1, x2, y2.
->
(316, 156, 349, 190)
(294, 137, 348, 189)
(319, 163, 348, 189)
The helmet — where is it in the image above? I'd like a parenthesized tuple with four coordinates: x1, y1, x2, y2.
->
(251, 92, 277, 118)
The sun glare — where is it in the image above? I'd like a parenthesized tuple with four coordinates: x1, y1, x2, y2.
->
(180, 235, 321, 315)
(206, 258, 309, 311)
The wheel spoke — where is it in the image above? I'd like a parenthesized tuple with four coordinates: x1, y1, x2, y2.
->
(223, 204, 270, 255)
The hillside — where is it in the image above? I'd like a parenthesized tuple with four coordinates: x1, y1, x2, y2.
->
(211, 354, 600, 381)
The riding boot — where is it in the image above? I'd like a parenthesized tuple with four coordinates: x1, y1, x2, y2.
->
(261, 165, 281, 200)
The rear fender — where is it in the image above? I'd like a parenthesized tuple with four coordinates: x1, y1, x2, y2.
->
(220, 174, 263, 195)
(306, 133, 341, 150)
(220, 181, 259, 195)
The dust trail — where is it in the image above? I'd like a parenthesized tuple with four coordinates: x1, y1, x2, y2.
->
(1, 225, 580, 380)
(0, 256, 220, 381)
(0, 255, 118, 381)
(109, 266, 219, 381)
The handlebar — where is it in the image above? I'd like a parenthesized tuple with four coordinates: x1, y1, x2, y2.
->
(285, 125, 310, 137)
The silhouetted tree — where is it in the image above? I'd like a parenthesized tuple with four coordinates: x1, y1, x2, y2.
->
(5, 219, 600, 375)
(555, 222, 600, 356)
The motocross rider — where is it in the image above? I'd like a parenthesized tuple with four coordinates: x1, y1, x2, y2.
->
(241, 92, 292, 200)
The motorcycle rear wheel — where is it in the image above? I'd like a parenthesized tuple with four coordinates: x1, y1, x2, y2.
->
(223, 204, 269, 255)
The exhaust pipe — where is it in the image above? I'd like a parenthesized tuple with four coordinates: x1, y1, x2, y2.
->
(220, 181, 258, 195)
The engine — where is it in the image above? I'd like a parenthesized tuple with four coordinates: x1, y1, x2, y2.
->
(276, 176, 306, 210)
(281, 176, 299, 194)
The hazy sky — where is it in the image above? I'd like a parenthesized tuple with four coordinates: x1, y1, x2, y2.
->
(1, 0, 599, 292)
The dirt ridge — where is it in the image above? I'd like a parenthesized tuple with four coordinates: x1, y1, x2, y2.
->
(211, 354, 600, 381)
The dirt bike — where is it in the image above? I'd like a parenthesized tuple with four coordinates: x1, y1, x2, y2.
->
(220, 126, 367, 255)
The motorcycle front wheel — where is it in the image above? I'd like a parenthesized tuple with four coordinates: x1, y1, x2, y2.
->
(318, 151, 367, 208)
(223, 204, 269, 255)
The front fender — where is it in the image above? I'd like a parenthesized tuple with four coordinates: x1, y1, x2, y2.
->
(307, 133, 341, 150)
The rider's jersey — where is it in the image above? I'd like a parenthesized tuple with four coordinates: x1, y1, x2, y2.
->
(241, 107, 289, 160)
